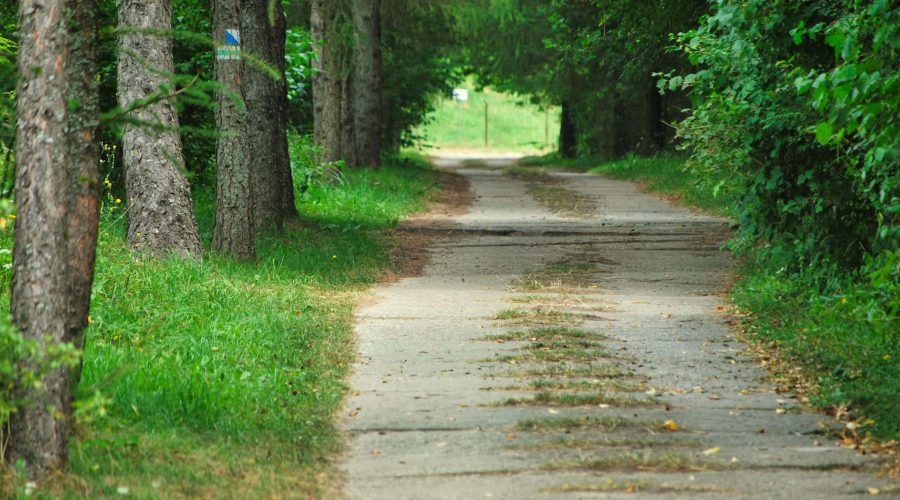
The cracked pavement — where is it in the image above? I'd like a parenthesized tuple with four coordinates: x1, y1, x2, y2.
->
(338, 156, 894, 499)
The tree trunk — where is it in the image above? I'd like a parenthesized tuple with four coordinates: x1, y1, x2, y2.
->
(646, 79, 664, 151)
(269, 2, 298, 221)
(340, 73, 357, 167)
(559, 100, 577, 158)
(613, 92, 629, 156)
(9, 0, 101, 476)
(242, 0, 296, 232)
(212, 0, 255, 258)
(311, 0, 342, 163)
(118, 0, 203, 257)
(351, 0, 382, 167)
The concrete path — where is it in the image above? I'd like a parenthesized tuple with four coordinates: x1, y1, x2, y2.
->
(339, 157, 894, 499)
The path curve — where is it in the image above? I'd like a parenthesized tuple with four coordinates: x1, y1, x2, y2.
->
(339, 156, 892, 499)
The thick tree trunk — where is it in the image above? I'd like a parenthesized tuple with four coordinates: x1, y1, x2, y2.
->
(646, 79, 664, 151)
(212, 0, 255, 258)
(351, 0, 382, 167)
(242, 0, 296, 231)
(613, 92, 629, 156)
(588, 92, 615, 157)
(340, 73, 357, 167)
(559, 100, 577, 158)
(311, 0, 342, 163)
(118, 0, 203, 257)
(269, 3, 298, 221)
(9, 0, 101, 476)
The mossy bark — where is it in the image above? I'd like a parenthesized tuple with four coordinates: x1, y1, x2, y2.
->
(9, 0, 101, 476)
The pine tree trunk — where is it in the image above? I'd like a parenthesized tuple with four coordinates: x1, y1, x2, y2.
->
(269, 2, 298, 221)
(9, 0, 101, 475)
(212, 0, 255, 258)
(340, 73, 357, 167)
(559, 100, 577, 158)
(646, 79, 664, 151)
(243, 0, 296, 232)
(118, 0, 203, 257)
(352, 0, 382, 167)
(311, 0, 342, 163)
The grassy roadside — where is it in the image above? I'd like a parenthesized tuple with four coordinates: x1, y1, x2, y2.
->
(0, 151, 439, 498)
(521, 152, 899, 441)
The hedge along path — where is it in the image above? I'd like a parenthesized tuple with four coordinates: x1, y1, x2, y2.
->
(338, 156, 895, 499)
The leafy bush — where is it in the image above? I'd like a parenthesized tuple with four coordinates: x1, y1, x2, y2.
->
(667, 0, 898, 275)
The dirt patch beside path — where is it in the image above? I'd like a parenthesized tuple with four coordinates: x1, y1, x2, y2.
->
(383, 170, 474, 281)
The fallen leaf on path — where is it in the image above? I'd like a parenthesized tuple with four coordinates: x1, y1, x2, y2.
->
(371, 449, 382, 455)
(548, 409, 559, 414)
(866, 487, 880, 496)
(435, 441, 447, 448)
(775, 408, 787, 414)
(662, 420, 679, 431)
(702, 447, 720, 456)
(348, 410, 359, 417)
(708, 395, 721, 400)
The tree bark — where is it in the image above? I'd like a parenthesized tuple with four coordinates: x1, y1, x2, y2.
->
(269, 2, 298, 221)
(212, 0, 255, 258)
(559, 100, 577, 158)
(351, 0, 382, 167)
(242, 0, 297, 232)
(118, 0, 203, 257)
(340, 72, 357, 167)
(310, 0, 342, 163)
(646, 79, 664, 151)
(9, 0, 101, 476)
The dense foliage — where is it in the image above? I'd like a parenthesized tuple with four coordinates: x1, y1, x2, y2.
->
(380, 1, 461, 149)
(0, 3, 15, 197)
(668, 0, 898, 274)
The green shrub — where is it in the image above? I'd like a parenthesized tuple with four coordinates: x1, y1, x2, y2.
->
(665, 0, 898, 274)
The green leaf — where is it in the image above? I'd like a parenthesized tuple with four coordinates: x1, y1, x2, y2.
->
(815, 122, 833, 145)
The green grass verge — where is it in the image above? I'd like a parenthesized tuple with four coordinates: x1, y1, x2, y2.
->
(732, 264, 899, 438)
(521, 152, 899, 439)
(417, 85, 559, 154)
(0, 150, 438, 497)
